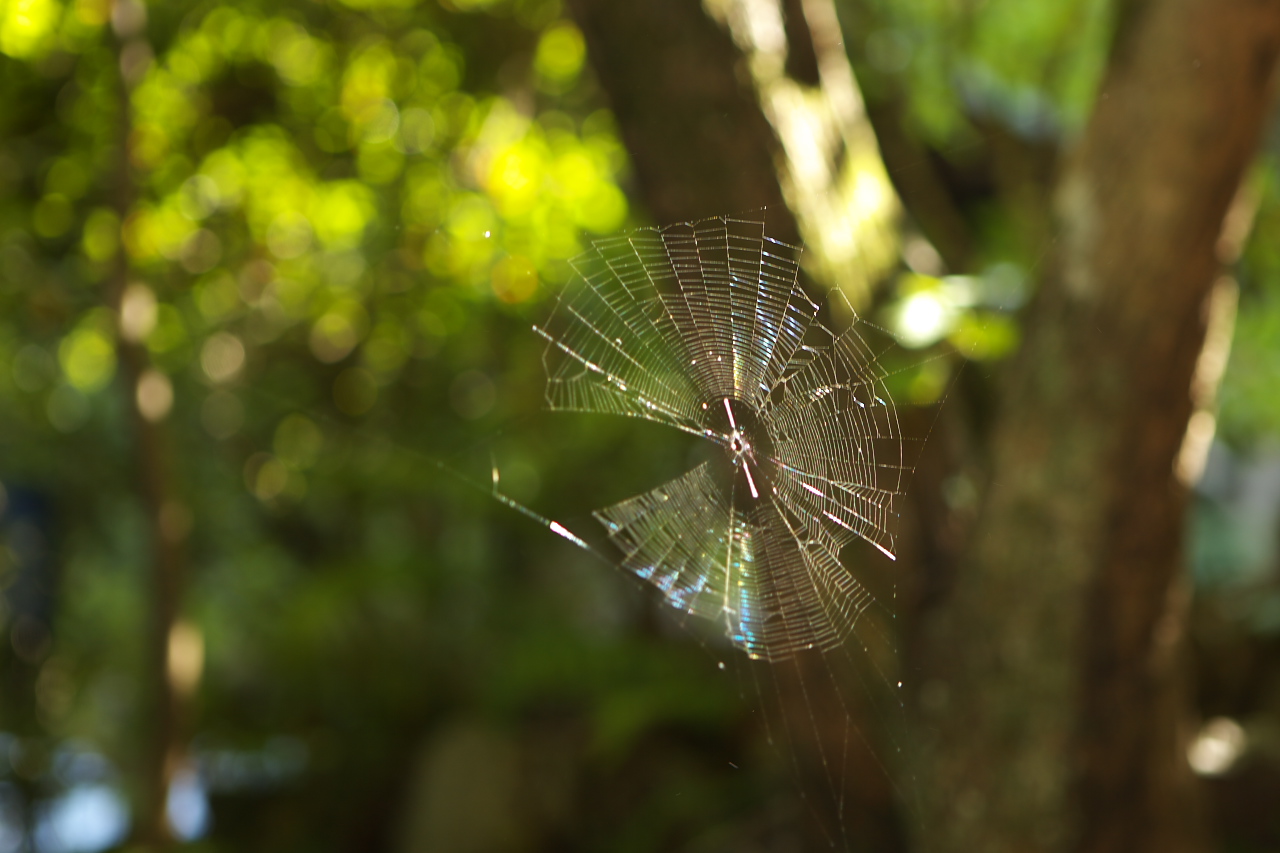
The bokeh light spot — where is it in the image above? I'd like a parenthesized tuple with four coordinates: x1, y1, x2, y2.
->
(274, 414, 324, 470)
(266, 212, 313, 259)
(82, 208, 121, 262)
(200, 332, 246, 383)
(136, 368, 174, 422)
(534, 23, 585, 86)
(0, 0, 59, 59)
(398, 107, 435, 153)
(59, 326, 116, 392)
(491, 256, 539, 304)
(310, 312, 361, 363)
(245, 453, 290, 501)
(1187, 717, 1246, 776)
(194, 272, 241, 321)
(362, 321, 411, 374)
(120, 283, 157, 343)
(181, 229, 223, 274)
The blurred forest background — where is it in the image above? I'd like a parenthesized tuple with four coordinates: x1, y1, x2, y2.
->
(2, 0, 1280, 851)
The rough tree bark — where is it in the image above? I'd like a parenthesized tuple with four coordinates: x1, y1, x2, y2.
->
(908, 2, 1280, 851)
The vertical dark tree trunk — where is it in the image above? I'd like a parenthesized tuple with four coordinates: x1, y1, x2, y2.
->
(908, 2, 1280, 851)
(564, 0, 799, 241)
(108, 1, 190, 846)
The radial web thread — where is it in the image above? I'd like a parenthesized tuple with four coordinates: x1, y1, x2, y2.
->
(535, 211, 907, 662)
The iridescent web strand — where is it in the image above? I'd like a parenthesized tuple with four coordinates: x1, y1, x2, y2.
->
(536, 212, 906, 661)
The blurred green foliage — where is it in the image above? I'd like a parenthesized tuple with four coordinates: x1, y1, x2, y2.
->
(1224, 167, 1280, 446)
(855, 0, 1112, 144)
(0, 0, 767, 848)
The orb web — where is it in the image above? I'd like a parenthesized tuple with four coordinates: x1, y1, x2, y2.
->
(535, 211, 907, 662)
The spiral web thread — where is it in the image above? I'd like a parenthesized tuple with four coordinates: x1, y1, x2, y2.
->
(534, 211, 907, 662)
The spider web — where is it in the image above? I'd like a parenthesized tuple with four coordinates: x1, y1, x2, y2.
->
(534, 211, 908, 663)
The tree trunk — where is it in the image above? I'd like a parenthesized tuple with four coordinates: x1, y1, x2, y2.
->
(108, 1, 192, 846)
(907, 2, 1280, 851)
(564, 0, 798, 236)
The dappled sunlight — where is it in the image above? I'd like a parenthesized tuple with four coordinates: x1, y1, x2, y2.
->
(884, 270, 1020, 362)
(711, 0, 899, 304)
